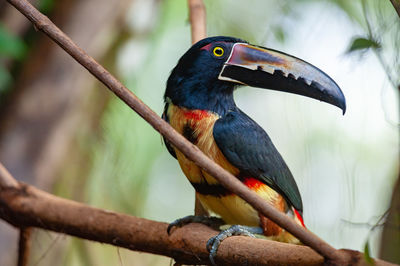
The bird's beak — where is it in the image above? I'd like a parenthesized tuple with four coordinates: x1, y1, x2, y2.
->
(218, 43, 346, 114)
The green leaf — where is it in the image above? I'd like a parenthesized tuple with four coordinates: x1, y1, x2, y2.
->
(0, 24, 27, 60)
(347, 36, 381, 54)
(363, 241, 375, 265)
(38, 0, 55, 14)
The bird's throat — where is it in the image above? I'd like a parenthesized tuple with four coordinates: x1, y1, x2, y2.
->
(165, 78, 236, 116)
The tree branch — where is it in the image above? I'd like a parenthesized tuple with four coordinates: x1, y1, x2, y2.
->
(188, 0, 206, 43)
(3, 0, 391, 265)
(0, 164, 394, 265)
(0, 163, 19, 188)
(0, 176, 324, 265)
(17, 227, 32, 266)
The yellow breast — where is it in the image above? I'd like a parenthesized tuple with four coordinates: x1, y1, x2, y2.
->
(167, 104, 239, 185)
(166, 103, 295, 237)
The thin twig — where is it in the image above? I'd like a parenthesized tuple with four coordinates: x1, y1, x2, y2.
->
(3, 0, 358, 264)
(117, 248, 124, 266)
(18, 227, 32, 266)
(32, 232, 62, 266)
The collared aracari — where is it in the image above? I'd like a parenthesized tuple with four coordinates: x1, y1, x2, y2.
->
(162, 36, 345, 263)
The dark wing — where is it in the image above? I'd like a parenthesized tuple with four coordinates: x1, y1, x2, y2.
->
(213, 109, 303, 212)
(162, 103, 177, 159)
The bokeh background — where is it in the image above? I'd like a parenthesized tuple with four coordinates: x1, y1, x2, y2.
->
(0, 0, 399, 265)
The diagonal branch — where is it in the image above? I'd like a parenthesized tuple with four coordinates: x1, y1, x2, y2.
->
(2, 0, 386, 264)
(0, 163, 19, 188)
(389, 0, 400, 18)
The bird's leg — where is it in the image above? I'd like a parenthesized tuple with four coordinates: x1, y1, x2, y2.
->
(167, 215, 225, 234)
(206, 225, 263, 266)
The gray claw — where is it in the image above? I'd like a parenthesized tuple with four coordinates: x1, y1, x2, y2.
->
(205, 225, 263, 266)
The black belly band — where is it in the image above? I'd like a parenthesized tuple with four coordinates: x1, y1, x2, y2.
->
(190, 182, 232, 197)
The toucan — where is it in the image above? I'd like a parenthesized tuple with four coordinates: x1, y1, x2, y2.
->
(162, 36, 345, 264)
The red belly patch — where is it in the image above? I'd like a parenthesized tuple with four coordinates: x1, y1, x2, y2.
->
(243, 177, 264, 190)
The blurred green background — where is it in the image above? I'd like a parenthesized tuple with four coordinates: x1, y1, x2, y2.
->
(0, 0, 399, 265)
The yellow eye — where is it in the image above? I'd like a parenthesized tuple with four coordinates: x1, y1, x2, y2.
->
(213, 46, 224, 57)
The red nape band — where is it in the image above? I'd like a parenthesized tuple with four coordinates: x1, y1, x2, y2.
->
(294, 209, 306, 228)
(184, 110, 210, 121)
(200, 43, 212, 51)
(243, 177, 264, 190)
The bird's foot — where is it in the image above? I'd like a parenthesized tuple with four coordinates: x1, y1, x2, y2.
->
(167, 215, 225, 235)
(206, 225, 263, 266)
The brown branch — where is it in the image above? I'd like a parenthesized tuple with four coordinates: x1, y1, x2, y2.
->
(188, 0, 206, 43)
(2, 0, 388, 264)
(0, 163, 19, 188)
(0, 179, 324, 265)
(379, 170, 400, 262)
(17, 227, 32, 266)
(389, 0, 400, 18)
(0, 165, 394, 266)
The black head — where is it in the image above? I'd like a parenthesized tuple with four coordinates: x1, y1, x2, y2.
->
(165, 36, 246, 115)
(165, 36, 346, 115)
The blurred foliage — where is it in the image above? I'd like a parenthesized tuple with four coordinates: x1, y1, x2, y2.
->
(347, 36, 381, 54)
(0, 24, 27, 92)
(205, 0, 299, 44)
(31, 0, 397, 265)
(0, 25, 27, 59)
(312, 0, 399, 261)
(329, 0, 400, 89)
(38, 0, 55, 14)
(85, 101, 159, 215)
(77, 0, 398, 264)
(0, 0, 54, 96)
(363, 240, 374, 265)
(58, 0, 176, 265)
